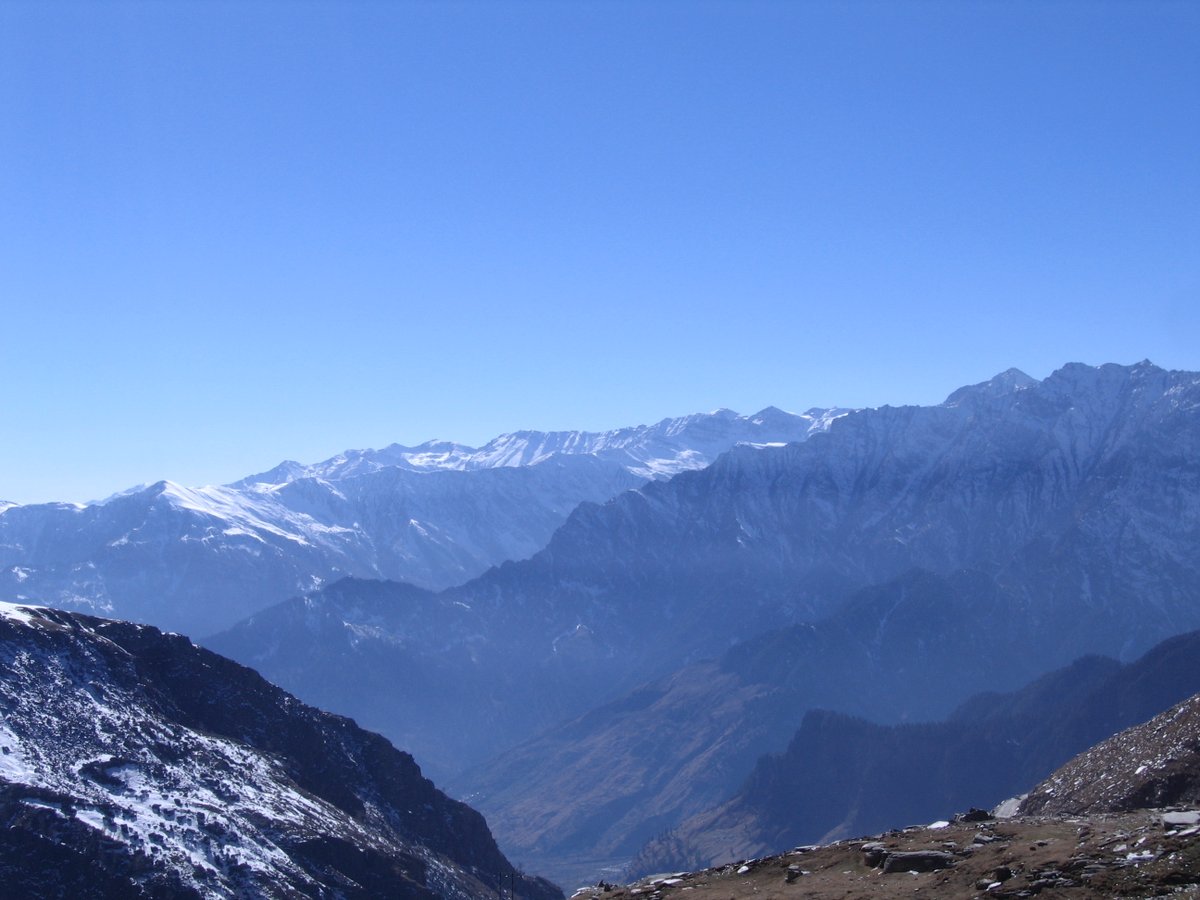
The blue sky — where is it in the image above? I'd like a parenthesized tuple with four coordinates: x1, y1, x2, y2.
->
(2, 0, 1197, 504)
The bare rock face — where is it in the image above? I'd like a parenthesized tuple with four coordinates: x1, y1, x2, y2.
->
(1020, 692, 1200, 816)
(0, 602, 563, 900)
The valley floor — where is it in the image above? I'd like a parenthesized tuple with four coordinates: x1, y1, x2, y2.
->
(573, 809, 1200, 899)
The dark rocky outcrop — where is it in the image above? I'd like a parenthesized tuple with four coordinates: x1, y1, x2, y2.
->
(0, 603, 562, 900)
(878, 849, 955, 873)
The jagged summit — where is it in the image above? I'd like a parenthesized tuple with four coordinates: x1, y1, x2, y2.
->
(1041, 359, 1171, 393)
(234, 407, 840, 486)
(748, 405, 788, 420)
(942, 366, 1036, 406)
(940, 360, 1176, 411)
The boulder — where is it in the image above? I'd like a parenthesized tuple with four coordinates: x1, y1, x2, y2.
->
(881, 850, 956, 874)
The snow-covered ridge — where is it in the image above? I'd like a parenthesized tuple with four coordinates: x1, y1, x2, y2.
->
(235, 406, 849, 487)
(0, 406, 840, 636)
(0, 600, 43, 626)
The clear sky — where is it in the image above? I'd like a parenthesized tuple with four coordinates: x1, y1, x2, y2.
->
(2, 0, 1197, 504)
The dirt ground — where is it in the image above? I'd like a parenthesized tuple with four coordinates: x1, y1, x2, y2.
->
(571, 809, 1200, 900)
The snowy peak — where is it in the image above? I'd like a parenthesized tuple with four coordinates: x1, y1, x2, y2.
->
(234, 441, 483, 486)
(1037, 359, 1174, 402)
(234, 406, 845, 487)
(0, 600, 44, 626)
(942, 366, 1036, 407)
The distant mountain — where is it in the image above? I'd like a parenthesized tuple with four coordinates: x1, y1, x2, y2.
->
(236, 406, 845, 484)
(210, 361, 1200, 884)
(218, 360, 1200, 763)
(457, 569, 1193, 888)
(631, 628, 1200, 877)
(0, 601, 562, 900)
(0, 408, 839, 636)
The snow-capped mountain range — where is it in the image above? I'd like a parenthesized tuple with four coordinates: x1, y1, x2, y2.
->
(0, 601, 562, 900)
(237, 406, 844, 485)
(0, 408, 843, 637)
(208, 361, 1200, 885)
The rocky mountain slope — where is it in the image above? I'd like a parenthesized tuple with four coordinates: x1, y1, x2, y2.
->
(630, 629, 1200, 878)
(0, 408, 836, 636)
(1020, 691, 1200, 817)
(0, 601, 562, 900)
(210, 361, 1200, 881)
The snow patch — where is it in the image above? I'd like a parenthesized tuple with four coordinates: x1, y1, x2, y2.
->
(0, 601, 43, 626)
(993, 795, 1026, 818)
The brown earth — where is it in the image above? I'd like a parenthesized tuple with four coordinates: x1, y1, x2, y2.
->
(571, 810, 1200, 900)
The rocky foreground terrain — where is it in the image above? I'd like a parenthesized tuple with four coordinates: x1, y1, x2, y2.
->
(579, 808, 1200, 900)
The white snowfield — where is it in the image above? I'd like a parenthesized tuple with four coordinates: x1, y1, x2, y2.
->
(0, 407, 846, 637)
(0, 600, 43, 626)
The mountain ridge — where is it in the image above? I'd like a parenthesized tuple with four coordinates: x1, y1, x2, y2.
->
(0, 407, 838, 635)
(210, 361, 1200, 887)
(234, 407, 848, 485)
(630, 628, 1200, 877)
